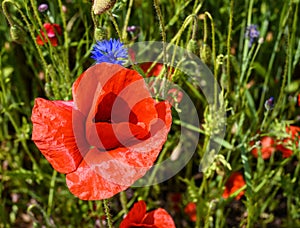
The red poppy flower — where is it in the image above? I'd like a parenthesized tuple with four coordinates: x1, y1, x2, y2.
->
(184, 202, 197, 222)
(298, 94, 300, 106)
(276, 125, 300, 158)
(36, 23, 62, 46)
(31, 63, 172, 200)
(251, 136, 276, 159)
(120, 200, 175, 228)
(222, 172, 246, 200)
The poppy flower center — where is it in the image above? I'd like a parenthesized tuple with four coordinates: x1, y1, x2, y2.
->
(86, 92, 150, 150)
(93, 92, 138, 124)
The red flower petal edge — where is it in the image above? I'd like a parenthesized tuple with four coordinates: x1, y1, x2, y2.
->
(184, 202, 197, 222)
(36, 23, 62, 46)
(120, 200, 176, 228)
(31, 63, 172, 200)
(222, 172, 246, 200)
(251, 136, 276, 159)
(31, 99, 87, 173)
(251, 125, 300, 160)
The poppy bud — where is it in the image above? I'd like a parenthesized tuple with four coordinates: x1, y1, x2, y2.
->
(187, 39, 199, 55)
(94, 27, 107, 41)
(264, 97, 274, 111)
(10, 25, 26, 44)
(92, 0, 116, 15)
(200, 42, 212, 65)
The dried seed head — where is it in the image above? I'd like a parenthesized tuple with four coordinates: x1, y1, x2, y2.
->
(10, 25, 26, 44)
(200, 42, 212, 65)
(92, 0, 116, 15)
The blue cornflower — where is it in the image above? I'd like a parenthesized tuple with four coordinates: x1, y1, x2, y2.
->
(245, 24, 260, 48)
(91, 38, 128, 65)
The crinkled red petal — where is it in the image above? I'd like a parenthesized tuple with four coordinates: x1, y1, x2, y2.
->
(31, 98, 88, 174)
(120, 201, 147, 228)
(66, 148, 135, 200)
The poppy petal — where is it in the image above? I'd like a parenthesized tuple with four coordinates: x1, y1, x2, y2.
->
(86, 122, 149, 150)
(72, 63, 124, 116)
(73, 63, 145, 117)
(66, 100, 171, 199)
(120, 200, 147, 227)
(66, 148, 136, 200)
(143, 208, 176, 228)
(31, 98, 87, 174)
(36, 35, 45, 45)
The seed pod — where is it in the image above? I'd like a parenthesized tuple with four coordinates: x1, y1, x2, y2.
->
(199, 42, 212, 65)
(94, 27, 107, 41)
(186, 39, 199, 55)
(10, 25, 26, 44)
(92, 0, 116, 15)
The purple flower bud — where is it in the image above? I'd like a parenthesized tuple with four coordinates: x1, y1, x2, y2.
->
(127, 26, 139, 32)
(38, 4, 48, 13)
(264, 97, 274, 111)
(245, 24, 260, 48)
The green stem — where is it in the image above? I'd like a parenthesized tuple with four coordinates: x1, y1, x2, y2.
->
(204, 12, 216, 78)
(103, 199, 113, 228)
(1, 0, 14, 26)
(241, 0, 254, 77)
(226, 0, 234, 92)
(28, 0, 43, 28)
(153, 0, 167, 63)
(108, 11, 123, 41)
(47, 170, 57, 216)
(122, 0, 134, 42)
(5, 112, 41, 174)
(258, 1, 291, 115)
(120, 191, 128, 214)
(57, 0, 70, 84)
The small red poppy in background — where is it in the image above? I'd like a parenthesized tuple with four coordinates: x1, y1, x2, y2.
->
(298, 94, 300, 106)
(251, 136, 276, 159)
(168, 192, 182, 213)
(184, 202, 197, 222)
(276, 125, 300, 158)
(36, 23, 62, 46)
(120, 200, 176, 228)
(140, 62, 165, 77)
(222, 172, 246, 200)
(31, 63, 172, 200)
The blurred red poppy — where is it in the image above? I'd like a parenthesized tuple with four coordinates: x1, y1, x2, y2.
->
(31, 63, 172, 200)
(276, 125, 300, 158)
(36, 23, 62, 46)
(251, 136, 276, 159)
(222, 172, 246, 200)
(120, 200, 175, 228)
(184, 202, 197, 222)
(140, 62, 165, 77)
(168, 192, 182, 212)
